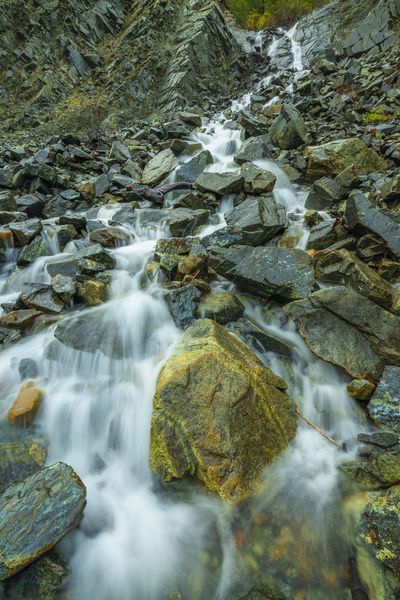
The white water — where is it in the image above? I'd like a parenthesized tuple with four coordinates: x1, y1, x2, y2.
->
(0, 23, 368, 600)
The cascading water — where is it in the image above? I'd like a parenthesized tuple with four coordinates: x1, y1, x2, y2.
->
(0, 21, 370, 600)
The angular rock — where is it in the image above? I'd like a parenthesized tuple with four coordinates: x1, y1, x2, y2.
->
(89, 226, 130, 248)
(225, 196, 286, 245)
(0, 425, 47, 492)
(241, 165, 276, 195)
(238, 111, 268, 137)
(76, 279, 108, 306)
(9, 219, 42, 246)
(345, 192, 400, 258)
(234, 135, 270, 165)
(150, 319, 298, 501)
(4, 550, 69, 600)
(209, 245, 314, 302)
(195, 172, 244, 196)
(20, 284, 66, 314)
(175, 150, 213, 183)
(141, 149, 179, 186)
(0, 309, 42, 331)
(305, 177, 346, 211)
(228, 318, 293, 357)
(314, 248, 393, 308)
(17, 237, 50, 267)
(163, 284, 202, 330)
(368, 367, 400, 433)
(305, 138, 387, 182)
(347, 379, 376, 401)
(270, 104, 307, 150)
(197, 291, 244, 324)
(137, 208, 209, 237)
(0, 462, 86, 580)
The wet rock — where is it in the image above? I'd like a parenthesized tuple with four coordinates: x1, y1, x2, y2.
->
(241, 165, 276, 195)
(209, 245, 314, 302)
(345, 192, 400, 258)
(0, 462, 86, 580)
(0, 212, 27, 226)
(18, 358, 39, 381)
(197, 291, 244, 324)
(20, 284, 66, 314)
(368, 367, 400, 433)
(342, 444, 400, 490)
(141, 149, 179, 186)
(175, 150, 213, 183)
(225, 196, 286, 246)
(150, 319, 298, 501)
(314, 248, 393, 308)
(347, 379, 376, 401)
(155, 238, 192, 259)
(238, 111, 268, 137)
(0, 425, 47, 492)
(163, 284, 202, 330)
(17, 237, 50, 267)
(306, 221, 340, 251)
(228, 318, 293, 357)
(46, 256, 77, 279)
(305, 138, 387, 182)
(305, 177, 346, 210)
(15, 195, 44, 219)
(136, 208, 209, 237)
(9, 219, 42, 246)
(234, 135, 271, 165)
(110, 141, 131, 162)
(270, 104, 307, 150)
(43, 196, 76, 219)
(358, 432, 399, 450)
(201, 227, 245, 250)
(89, 226, 130, 248)
(195, 171, 244, 196)
(76, 278, 108, 307)
(4, 550, 69, 600)
(284, 295, 384, 380)
(0, 309, 42, 331)
(7, 382, 43, 427)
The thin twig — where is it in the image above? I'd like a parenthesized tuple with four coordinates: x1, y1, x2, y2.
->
(296, 408, 342, 449)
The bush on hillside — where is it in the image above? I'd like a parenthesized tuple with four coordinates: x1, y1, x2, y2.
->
(226, 0, 327, 29)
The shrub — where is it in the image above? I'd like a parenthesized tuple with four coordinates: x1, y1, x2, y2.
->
(226, 0, 327, 29)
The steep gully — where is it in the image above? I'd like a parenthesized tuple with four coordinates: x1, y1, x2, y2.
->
(0, 27, 370, 600)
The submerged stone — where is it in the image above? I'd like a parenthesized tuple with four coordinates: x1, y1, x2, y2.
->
(150, 319, 298, 502)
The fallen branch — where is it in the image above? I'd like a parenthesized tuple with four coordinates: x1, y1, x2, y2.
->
(295, 408, 342, 449)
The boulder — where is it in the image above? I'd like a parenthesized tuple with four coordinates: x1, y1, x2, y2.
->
(89, 226, 130, 248)
(342, 438, 400, 491)
(135, 208, 209, 237)
(9, 219, 42, 246)
(228, 318, 293, 357)
(20, 284, 66, 314)
(4, 550, 69, 600)
(17, 237, 50, 267)
(0, 462, 86, 579)
(209, 245, 314, 302)
(270, 104, 307, 150)
(238, 111, 268, 137)
(225, 196, 286, 246)
(368, 367, 400, 434)
(197, 291, 244, 324)
(241, 165, 277, 195)
(345, 193, 400, 258)
(347, 379, 376, 401)
(7, 382, 43, 427)
(141, 149, 179, 186)
(284, 295, 383, 380)
(305, 177, 346, 210)
(305, 138, 387, 182)
(0, 309, 42, 331)
(76, 279, 108, 306)
(195, 172, 244, 196)
(150, 319, 298, 501)
(314, 249, 393, 308)
(234, 135, 271, 165)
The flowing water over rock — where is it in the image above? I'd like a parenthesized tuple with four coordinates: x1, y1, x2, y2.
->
(0, 21, 389, 600)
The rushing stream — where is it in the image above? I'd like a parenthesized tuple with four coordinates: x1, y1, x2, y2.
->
(0, 26, 371, 600)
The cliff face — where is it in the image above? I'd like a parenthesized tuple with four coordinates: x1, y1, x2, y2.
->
(0, 0, 247, 135)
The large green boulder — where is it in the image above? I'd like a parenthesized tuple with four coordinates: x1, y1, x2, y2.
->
(0, 425, 47, 493)
(368, 367, 400, 433)
(4, 551, 69, 600)
(0, 462, 86, 580)
(150, 319, 298, 502)
(304, 138, 387, 181)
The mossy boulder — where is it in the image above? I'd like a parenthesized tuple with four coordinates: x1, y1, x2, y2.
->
(150, 319, 298, 502)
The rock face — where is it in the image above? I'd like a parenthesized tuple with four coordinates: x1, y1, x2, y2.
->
(368, 367, 400, 433)
(0, 462, 86, 580)
(304, 138, 387, 181)
(209, 245, 314, 302)
(150, 319, 298, 501)
(0, 0, 247, 133)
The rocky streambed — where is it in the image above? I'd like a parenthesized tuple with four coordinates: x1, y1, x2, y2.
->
(0, 3, 400, 600)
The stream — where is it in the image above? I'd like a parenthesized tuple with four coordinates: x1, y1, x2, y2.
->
(0, 25, 371, 600)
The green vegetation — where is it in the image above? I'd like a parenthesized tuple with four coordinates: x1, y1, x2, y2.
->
(226, 0, 327, 29)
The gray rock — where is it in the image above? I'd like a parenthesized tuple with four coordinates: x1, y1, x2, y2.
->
(17, 237, 50, 267)
(19, 284, 66, 315)
(241, 165, 276, 195)
(136, 208, 209, 237)
(305, 177, 346, 210)
(345, 192, 400, 258)
(0, 425, 47, 493)
(175, 150, 213, 183)
(270, 104, 307, 150)
(228, 317, 293, 357)
(195, 171, 244, 196)
(209, 245, 314, 302)
(141, 149, 179, 186)
(368, 367, 400, 433)
(15, 195, 44, 218)
(197, 291, 244, 324)
(163, 285, 202, 329)
(225, 196, 286, 245)
(9, 219, 42, 246)
(110, 141, 131, 161)
(238, 111, 268, 137)
(234, 135, 271, 165)
(0, 462, 86, 580)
